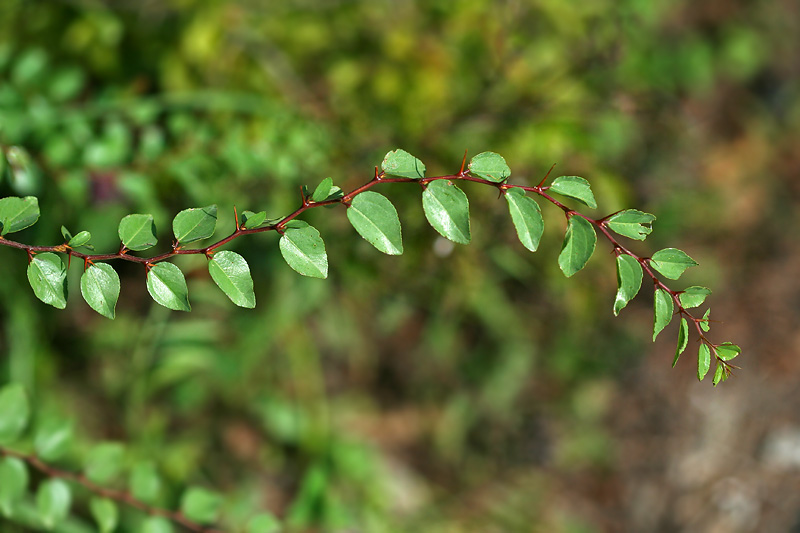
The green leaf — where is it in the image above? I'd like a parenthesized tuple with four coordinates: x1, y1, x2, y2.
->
(68, 230, 91, 248)
(0, 457, 28, 516)
(549, 176, 597, 209)
(381, 149, 426, 179)
(679, 286, 711, 309)
(118, 214, 157, 251)
(504, 188, 543, 252)
(558, 216, 596, 277)
(712, 363, 725, 386)
(0, 196, 40, 235)
(673, 318, 689, 368)
(34, 418, 73, 461)
(422, 180, 471, 244)
(700, 308, 711, 332)
(468, 152, 511, 182)
(606, 209, 656, 240)
(27, 253, 68, 309)
(80, 263, 120, 319)
(37, 479, 71, 530)
(84, 442, 125, 484)
(61, 226, 72, 241)
(146, 262, 191, 311)
(279, 224, 328, 279)
(180, 487, 222, 524)
(698, 344, 711, 381)
(247, 513, 281, 533)
(130, 461, 161, 503)
(173, 205, 217, 244)
(89, 498, 118, 533)
(650, 248, 698, 280)
(613, 254, 643, 316)
(241, 210, 268, 229)
(311, 177, 334, 202)
(208, 251, 256, 308)
(653, 288, 674, 341)
(347, 191, 403, 255)
(0, 384, 29, 445)
(141, 517, 173, 533)
(716, 343, 741, 361)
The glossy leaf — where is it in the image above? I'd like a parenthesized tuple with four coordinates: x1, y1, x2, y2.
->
(60, 226, 72, 241)
(208, 251, 256, 308)
(80, 263, 120, 319)
(85, 442, 125, 484)
(650, 248, 698, 280)
(613, 254, 643, 315)
(130, 461, 161, 503)
(347, 191, 403, 255)
(381, 149, 425, 179)
(0, 196, 40, 235)
(118, 214, 157, 251)
(0, 457, 28, 516)
(90, 497, 118, 533)
(558, 215, 596, 277)
(311, 177, 334, 202)
(34, 418, 73, 461)
(713, 363, 725, 386)
(698, 344, 711, 381)
(606, 209, 656, 240)
(141, 517, 173, 533)
(700, 309, 711, 332)
(673, 318, 689, 368)
(247, 513, 281, 533)
(242, 210, 267, 229)
(716, 343, 741, 361)
(504, 188, 543, 252)
(653, 288, 673, 341)
(146, 262, 190, 311)
(180, 487, 222, 524)
(68, 230, 91, 248)
(37, 479, 71, 530)
(0, 384, 29, 445)
(422, 180, 471, 244)
(173, 205, 217, 244)
(27, 253, 68, 309)
(280, 224, 328, 278)
(468, 152, 510, 182)
(679, 286, 711, 309)
(549, 176, 597, 209)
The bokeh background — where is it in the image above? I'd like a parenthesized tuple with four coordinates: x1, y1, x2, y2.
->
(1, 0, 799, 531)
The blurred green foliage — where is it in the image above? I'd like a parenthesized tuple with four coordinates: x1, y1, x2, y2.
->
(0, 0, 796, 531)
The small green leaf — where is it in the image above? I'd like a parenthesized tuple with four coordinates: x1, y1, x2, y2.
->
(698, 344, 711, 381)
(67, 230, 91, 248)
(141, 517, 173, 533)
(27, 253, 68, 309)
(280, 224, 328, 279)
(61, 226, 72, 241)
(0, 457, 28, 516)
(468, 152, 511, 182)
(84, 442, 125, 484)
(247, 513, 281, 533)
(549, 176, 597, 209)
(34, 418, 73, 461)
(381, 149, 426, 179)
(241, 210, 268, 229)
(90, 498, 118, 533)
(0, 196, 40, 235)
(422, 180, 470, 244)
(130, 461, 161, 503)
(208, 251, 256, 308)
(558, 215, 596, 277)
(678, 286, 711, 309)
(673, 318, 689, 367)
(613, 254, 643, 316)
(712, 363, 725, 386)
(650, 248, 698, 280)
(716, 343, 741, 361)
(700, 308, 711, 332)
(0, 384, 29, 445)
(653, 288, 674, 341)
(606, 209, 656, 240)
(80, 263, 120, 319)
(504, 188, 543, 252)
(146, 262, 191, 311)
(347, 191, 403, 255)
(37, 479, 71, 530)
(311, 177, 334, 202)
(118, 214, 157, 251)
(180, 487, 222, 524)
(173, 205, 217, 244)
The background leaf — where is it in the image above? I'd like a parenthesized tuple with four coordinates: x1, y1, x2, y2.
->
(180, 487, 222, 524)
(118, 214, 157, 251)
(279, 224, 328, 278)
(346, 191, 403, 255)
(34, 418, 73, 461)
(141, 517, 173, 533)
(650, 248, 698, 280)
(613, 254, 643, 315)
(208, 251, 256, 308)
(504, 188, 543, 252)
(130, 462, 161, 504)
(146, 262, 191, 311)
(0, 384, 29, 445)
(89, 498, 118, 533)
(84, 442, 125, 484)
(422, 180, 470, 244)
(0, 196, 39, 235)
(36, 479, 71, 530)
(172, 204, 217, 244)
(381, 149, 425, 179)
(606, 209, 656, 240)
(468, 152, 510, 182)
(558, 215, 596, 277)
(27, 253, 68, 309)
(80, 263, 120, 319)
(247, 513, 281, 533)
(0, 457, 28, 516)
(549, 176, 597, 208)
(653, 288, 674, 341)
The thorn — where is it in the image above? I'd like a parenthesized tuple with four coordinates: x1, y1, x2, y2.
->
(234, 205, 240, 231)
(374, 166, 380, 180)
(537, 163, 556, 188)
(459, 149, 468, 175)
(300, 186, 308, 206)
(67, 251, 72, 269)
(83, 257, 90, 271)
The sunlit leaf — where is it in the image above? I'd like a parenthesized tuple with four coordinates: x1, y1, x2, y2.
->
(347, 191, 403, 255)
(673, 317, 689, 368)
(712, 363, 725, 386)
(242, 210, 268, 229)
(381, 149, 425, 179)
(146, 262, 190, 311)
(311, 177, 334, 202)
(716, 343, 741, 361)
(698, 344, 711, 381)
(279, 224, 328, 278)
(173, 205, 217, 244)
(80, 263, 120, 319)
(650, 248, 698, 280)
(549, 176, 597, 209)
(606, 209, 656, 240)
(0, 196, 39, 235)
(118, 214, 157, 251)
(653, 288, 673, 341)
(468, 152, 510, 183)
(504, 188, 543, 252)
(700, 308, 711, 332)
(27, 253, 68, 309)
(68, 230, 91, 248)
(422, 180, 470, 244)
(208, 251, 256, 308)
(679, 286, 711, 309)
(613, 254, 643, 315)
(558, 215, 596, 277)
